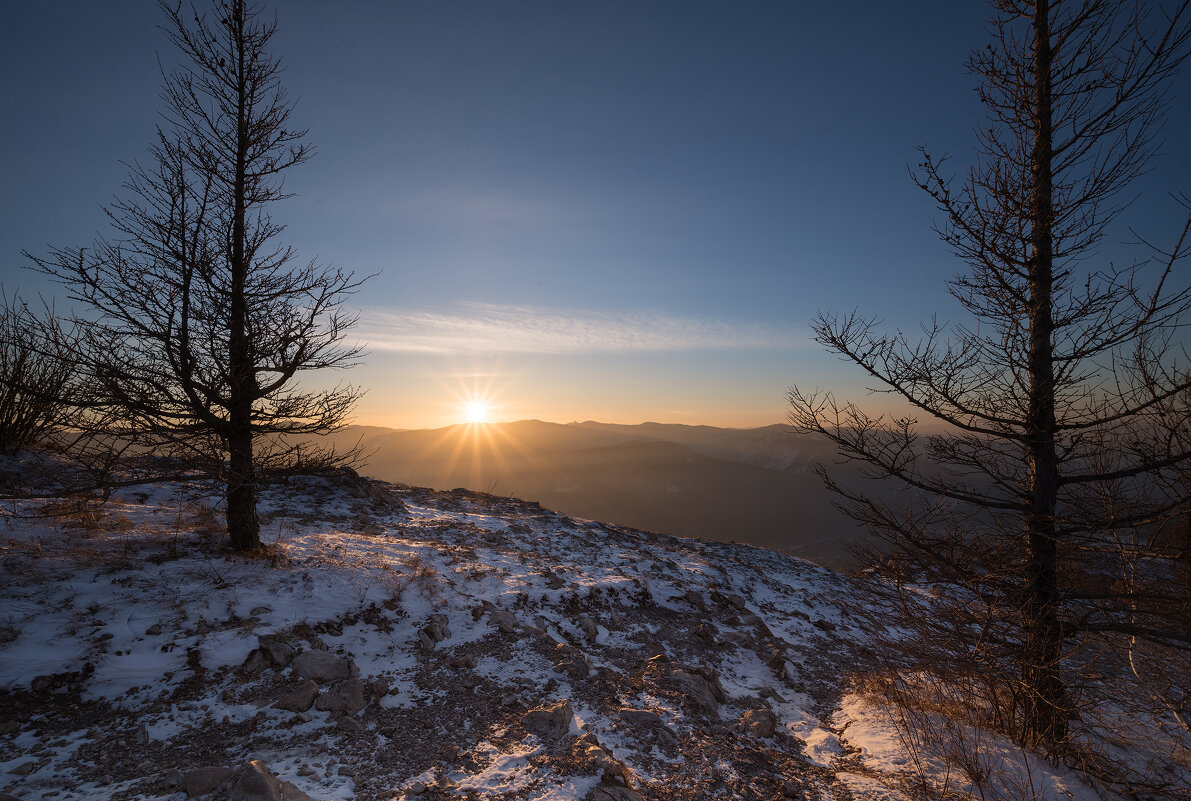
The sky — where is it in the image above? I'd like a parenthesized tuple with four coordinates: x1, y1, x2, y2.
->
(3, 2, 1190, 429)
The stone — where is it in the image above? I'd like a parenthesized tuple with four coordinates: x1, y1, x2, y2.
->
(0, 794, 26, 801)
(449, 654, 477, 669)
(279, 781, 311, 801)
(183, 766, 234, 797)
(618, 707, 677, 743)
(489, 608, 517, 634)
(576, 616, 598, 640)
(163, 768, 185, 787)
(228, 760, 282, 801)
(258, 637, 298, 668)
(296, 766, 315, 777)
(337, 766, 356, 777)
(243, 648, 272, 678)
(314, 678, 366, 715)
(658, 663, 726, 717)
(292, 650, 354, 682)
(781, 779, 801, 797)
(618, 708, 663, 727)
(134, 723, 150, 744)
(30, 675, 54, 693)
(274, 680, 320, 713)
(10, 761, 36, 777)
(421, 614, 451, 646)
(683, 589, 707, 610)
(146, 623, 163, 636)
(337, 716, 365, 733)
(739, 707, 777, 738)
(695, 622, 718, 646)
(408, 780, 427, 794)
(251, 606, 273, 616)
(521, 699, 574, 741)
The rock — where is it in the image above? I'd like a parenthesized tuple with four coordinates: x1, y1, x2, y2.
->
(274, 680, 320, 713)
(314, 678, 366, 715)
(552, 642, 589, 679)
(292, 650, 355, 682)
(489, 608, 517, 634)
(183, 766, 234, 797)
(279, 781, 311, 801)
(258, 637, 298, 667)
(408, 780, 427, 794)
(297, 766, 315, 777)
(449, 654, 477, 669)
(695, 622, 718, 646)
(657, 663, 727, 717)
(421, 614, 451, 646)
(370, 677, 390, 697)
(30, 675, 54, 693)
(163, 768, 185, 787)
(0, 794, 26, 801)
(683, 589, 707, 610)
(618, 708, 678, 743)
(587, 787, 645, 801)
(228, 760, 281, 801)
(145, 623, 163, 636)
(337, 766, 356, 777)
(739, 707, 777, 738)
(10, 761, 36, 777)
(724, 593, 747, 610)
(576, 616, 598, 640)
(243, 648, 272, 677)
(337, 716, 365, 733)
(521, 699, 574, 741)
(251, 606, 273, 616)
(134, 723, 150, 744)
(618, 708, 663, 726)
(227, 760, 311, 801)
(781, 779, 801, 797)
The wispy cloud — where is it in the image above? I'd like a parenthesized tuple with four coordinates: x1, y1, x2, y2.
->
(358, 303, 795, 355)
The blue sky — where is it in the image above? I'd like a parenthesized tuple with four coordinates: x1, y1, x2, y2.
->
(4, 2, 1190, 427)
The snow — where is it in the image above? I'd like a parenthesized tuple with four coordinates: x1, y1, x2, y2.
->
(1, 473, 1184, 800)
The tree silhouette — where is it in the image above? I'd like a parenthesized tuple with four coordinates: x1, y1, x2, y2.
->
(789, 0, 1191, 755)
(29, 0, 367, 550)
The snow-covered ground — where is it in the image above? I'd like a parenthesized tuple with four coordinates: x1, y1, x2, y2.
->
(0, 469, 1177, 800)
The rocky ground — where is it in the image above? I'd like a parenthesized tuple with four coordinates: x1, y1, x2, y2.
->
(1, 469, 915, 800)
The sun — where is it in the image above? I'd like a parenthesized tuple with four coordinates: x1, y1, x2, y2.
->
(464, 401, 490, 424)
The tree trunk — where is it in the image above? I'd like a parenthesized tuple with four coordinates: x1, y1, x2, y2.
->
(1022, 0, 1066, 749)
(225, 0, 260, 552)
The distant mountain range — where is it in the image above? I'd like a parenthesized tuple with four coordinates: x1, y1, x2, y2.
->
(321, 421, 868, 569)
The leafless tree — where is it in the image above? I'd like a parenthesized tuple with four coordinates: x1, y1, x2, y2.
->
(789, 0, 1191, 760)
(28, 0, 367, 550)
(0, 290, 79, 457)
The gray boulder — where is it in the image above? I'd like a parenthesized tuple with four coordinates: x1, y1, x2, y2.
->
(291, 650, 355, 682)
(273, 680, 320, 713)
(228, 760, 311, 801)
(183, 766, 234, 797)
(258, 637, 298, 667)
(314, 678, 366, 715)
(739, 707, 777, 738)
(521, 699, 574, 741)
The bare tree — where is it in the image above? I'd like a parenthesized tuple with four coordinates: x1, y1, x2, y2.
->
(789, 0, 1191, 758)
(0, 290, 79, 457)
(28, 0, 367, 550)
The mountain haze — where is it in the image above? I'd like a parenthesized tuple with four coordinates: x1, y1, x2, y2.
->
(323, 421, 863, 569)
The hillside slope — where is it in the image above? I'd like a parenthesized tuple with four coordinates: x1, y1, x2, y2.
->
(0, 471, 1121, 801)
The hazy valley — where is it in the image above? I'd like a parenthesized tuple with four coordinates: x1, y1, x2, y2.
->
(324, 421, 863, 571)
